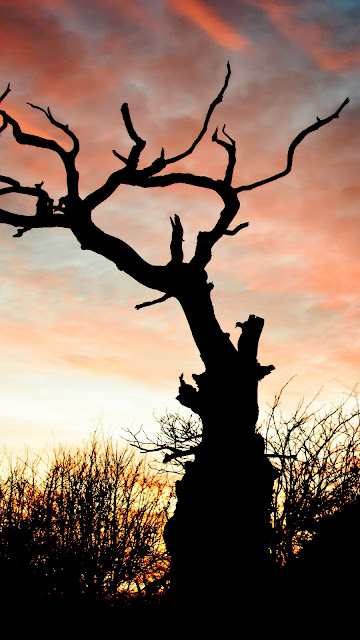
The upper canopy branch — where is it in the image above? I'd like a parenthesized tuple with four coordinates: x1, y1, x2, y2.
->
(0, 77, 350, 316)
(236, 97, 350, 193)
(26, 102, 80, 159)
(224, 221, 249, 236)
(85, 65, 231, 210)
(212, 124, 236, 185)
(115, 103, 146, 170)
(0, 84, 10, 104)
(0, 103, 79, 199)
(0, 110, 66, 161)
(163, 61, 231, 166)
(0, 83, 10, 133)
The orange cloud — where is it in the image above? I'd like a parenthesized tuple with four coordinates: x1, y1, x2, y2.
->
(164, 0, 250, 51)
(246, 0, 360, 70)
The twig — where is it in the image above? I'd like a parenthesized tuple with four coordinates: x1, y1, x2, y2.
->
(135, 293, 171, 310)
(165, 62, 231, 166)
(224, 222, 249, 236)
(27, 102, 80, 158)
(212, 124, 236, 184)
(236, 97, 350, 193)
(0, 83, 10, 104)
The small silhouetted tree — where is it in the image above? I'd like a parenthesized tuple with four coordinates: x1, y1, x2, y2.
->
(264, 389, 360, 567)
(0, 71, 349, 609)
(0, 436, 173, 606)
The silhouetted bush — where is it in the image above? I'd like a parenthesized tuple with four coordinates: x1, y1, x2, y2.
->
(264, 389, 360, 566)
(2, 393, 360, 612)
(0, 433, 174, 607)
(131, 392, 360, 570)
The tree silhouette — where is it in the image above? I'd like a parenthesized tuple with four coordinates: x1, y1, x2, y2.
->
(0, 69, 349, 611)
(0, 436, 173, 607)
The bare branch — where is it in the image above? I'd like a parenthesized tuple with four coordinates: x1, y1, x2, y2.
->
(83, 170, 220, 214)
(124, 413, 201, 471)
(82, 168, 126, 211)
(0, 109, 79, 199)
(236, 97, 350, 193)
(0, 175, 20, 188)
(83, 103, 148, 210)
(83, 65, 232, 213)
(164, 62, 231, 166)
(135, 293, 171, 310)
(112, 149, 127, 164)
(0, 110, 63, 157)
(120, 102, 146, 169)
(170, 214, 184, 263)
(141, 148, 166, 178)
(121, 103, 145, 145)
(191, 189, 241, 269)
(27, 102, 80, 158)
(0, 176, 51, 202)
(221, 124, 235, 146)
(0, 174, 64, 235)
(212, 124, 236, 184)
(0, 84, 11, 133)
(224, 221, 249, 236)
(0, 83, 10, 104)
(0, 208, 70, 234)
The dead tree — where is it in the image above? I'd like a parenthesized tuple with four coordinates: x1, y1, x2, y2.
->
(0, 72, 348, 610)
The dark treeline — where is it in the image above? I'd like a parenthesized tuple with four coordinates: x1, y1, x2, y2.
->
(0, 434, 174, 610)
(1, 395, 360, 613)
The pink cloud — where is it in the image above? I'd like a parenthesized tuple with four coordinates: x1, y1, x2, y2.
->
(164, 0, 250, 51)
(246, 0, 360, 70)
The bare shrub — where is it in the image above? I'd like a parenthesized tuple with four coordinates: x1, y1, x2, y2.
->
(262, 387, 360, 566)
(0, 433, 175, 605)
(132, 390, 360, 568)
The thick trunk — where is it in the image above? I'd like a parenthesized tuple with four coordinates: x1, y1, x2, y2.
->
(164, 278, 277, 611)
(164, 396, 276, 611)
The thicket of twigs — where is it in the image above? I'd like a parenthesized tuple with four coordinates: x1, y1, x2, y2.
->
(0, 434, 174, 607)
(263, 388, 360, 566)
(2, 390, 360, 606)
(132, 388, 360, 567)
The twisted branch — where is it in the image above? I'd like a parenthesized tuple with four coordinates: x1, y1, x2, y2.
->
(164, 61, 231, 166)
(27, 102, 79, 158)
(212, 124, 236, 184)
(236, 97, 350, 193)
(135, 293, 171, 310)
(0, 84, 10, 104)
(0, 107, 79, 199)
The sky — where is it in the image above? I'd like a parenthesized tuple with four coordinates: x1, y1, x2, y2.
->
(0, 0, 359, 457)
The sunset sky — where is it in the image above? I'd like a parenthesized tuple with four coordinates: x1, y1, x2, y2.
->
(0, 0, 359, 457)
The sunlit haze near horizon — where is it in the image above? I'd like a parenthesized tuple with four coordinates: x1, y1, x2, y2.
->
(0, 0, 359, 457)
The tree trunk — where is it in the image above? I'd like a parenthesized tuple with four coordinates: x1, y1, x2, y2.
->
(164, 278, 277, 611)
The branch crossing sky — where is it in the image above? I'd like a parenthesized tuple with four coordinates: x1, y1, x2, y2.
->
(0, 0, 359, 455)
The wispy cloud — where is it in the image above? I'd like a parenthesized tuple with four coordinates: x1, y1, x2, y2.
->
(246, 0, 360, 70)
(164, 0, 250, 51)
